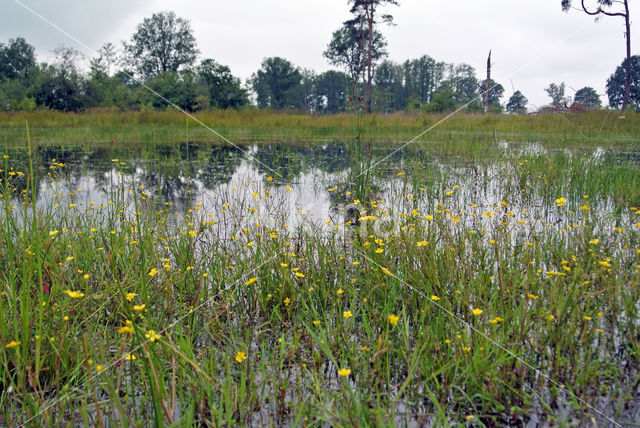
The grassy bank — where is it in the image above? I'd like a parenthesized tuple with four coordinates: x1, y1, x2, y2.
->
(1, 109, 640, 147)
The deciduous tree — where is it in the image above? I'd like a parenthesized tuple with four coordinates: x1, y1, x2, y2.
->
(606, 55, 640, 110)
(124, 11, 199, 79)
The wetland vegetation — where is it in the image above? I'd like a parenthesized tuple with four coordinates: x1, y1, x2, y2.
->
(0, 111, 639, 426)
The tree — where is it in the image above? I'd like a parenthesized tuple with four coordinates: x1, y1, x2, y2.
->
(250, 57, 302, 111)
(402, 55, 446, 108)
(90, 42, 119, 78)
(124, 11, 199, 79)
(137, 71, 200, 111)
(506, 90, 528, 114)
(315, 70, 350, 114)
(197, 59, 247, 109)
(562, 0, 631, 109)
(0, 37, 36, 82)
(33, 46, 91, 112)
(323, 23, 386, 106)
(346, 0, 398, 112)
(447, 63, 479, 108)
(573, 86, 601, 109)
(426, 83, 457, 112)
(479, 79, 504, 111)
(606, 55, 640, 110)
(545, 82, 568, 109)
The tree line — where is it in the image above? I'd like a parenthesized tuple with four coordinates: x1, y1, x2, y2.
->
(0, 7, 637, 114)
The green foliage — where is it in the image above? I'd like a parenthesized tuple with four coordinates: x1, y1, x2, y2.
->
(573, 86, 601, 109)
(506, 90, 528, 114)
(197, 59, 248, 109)
(315, 70, 351, 114)
(137, 71, 202, 112)
(545, 82, 568, 109)
(0, 37, 36, 83)
(426, 84, 457, 112)
(250, 57, 303, 111)
(123, 11, 199, 79)
(606, 55, 640, 111)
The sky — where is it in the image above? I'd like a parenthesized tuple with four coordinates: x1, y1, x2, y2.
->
(1, 0, 637, 109)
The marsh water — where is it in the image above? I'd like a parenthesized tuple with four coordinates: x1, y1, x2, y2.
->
(4, 140, 639, 232)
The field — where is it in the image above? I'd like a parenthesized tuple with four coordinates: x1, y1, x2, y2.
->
(1, 110, 640, 426)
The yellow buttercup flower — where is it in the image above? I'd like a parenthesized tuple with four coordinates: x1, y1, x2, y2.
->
(235, 351, 247, 363)
(64, 290, 85, 299)
(472, 308, 483, 316)
(387, 314, 399, 326)
(145, 330, 161, 342)
(337, 368, 351, 377)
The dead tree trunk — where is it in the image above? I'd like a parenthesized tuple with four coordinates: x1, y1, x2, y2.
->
(484, 50, 491, 114)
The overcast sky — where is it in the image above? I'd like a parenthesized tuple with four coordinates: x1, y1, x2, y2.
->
(1, 0, 637, 109)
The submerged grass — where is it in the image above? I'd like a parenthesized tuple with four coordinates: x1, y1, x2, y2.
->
(0, 117, 639, 426)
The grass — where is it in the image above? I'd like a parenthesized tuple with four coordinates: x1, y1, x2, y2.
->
(1, 109, 640, 147)
(0, 116, 639, 426)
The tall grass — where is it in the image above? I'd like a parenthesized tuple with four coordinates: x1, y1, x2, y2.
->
(1, 110, 639, 146)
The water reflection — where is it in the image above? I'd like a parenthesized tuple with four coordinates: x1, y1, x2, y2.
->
(2, 141, 638, 231)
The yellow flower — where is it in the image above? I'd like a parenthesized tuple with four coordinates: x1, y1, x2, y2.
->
(375, 248, 383, 253)
(64, 290, 85, 299)
(472, 308, 483, 316)
(555, 197, 567, 207)
(83, 274, 90, 280)
(337, 368, 351, 377)
(280, 263, 288, 268)
(430, 295, 440, 301)
(387, 314, 399, 326)
(126, 293, 137, 301)
(245, 277, 257, 285)
(235, 351, 247, 363)
(285, 186, 292, 191)
(49, 230, 58, 237)
(145, 330, 161, 342)
(343, 310, 353, 319)
(526, 293, 539, 300)
(188, 230, 196, 237)
(6, 341, 20, 349)
(118, 324, 134, 334)
(337, 288, 344, 295)
(416, 241, 427, 247)
(381, 267, 393, 277)
(294, 272, 305, 278)
(583, 315, 592, 321)
(313, 320, 321, 325)
(547, 314, 555, 321)
(589, 238, 599, 245)
(124, 353, 136, 361)
(598, 260, 611, 268)
(95, 364, 104, 372)
(148, 268, 158, 276)
(284, 297, 291, 306)
(133, 304, 146, 311)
